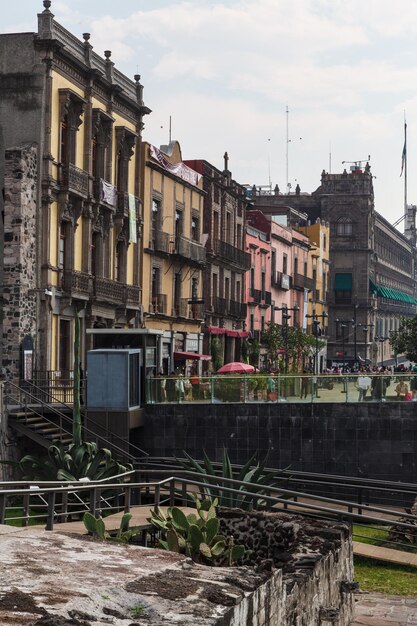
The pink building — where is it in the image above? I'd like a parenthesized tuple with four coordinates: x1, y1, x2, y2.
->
(246, 211, 312, 330)
(245, 219, 272, 339)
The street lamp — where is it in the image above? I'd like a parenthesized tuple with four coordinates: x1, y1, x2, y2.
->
(359, 323, 374, 367)
(341, 323, 347, 372)
(275, 305, 300, 372)
(306, 311, 328, 375)
(352, 303, 359, 365)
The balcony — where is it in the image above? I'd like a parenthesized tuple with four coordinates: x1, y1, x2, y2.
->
(117, 191, 140, 219)
(94, 178, 117, 209)
(273, 271, 291, 290)
(125, 285, 141, 309)
(149, 231, 170, 254)
(61, 164, 89, 198)
(62, 270, 92, 299)
(229, 300, 247, 319)
(94, 277, 125, 305)
(213, 240, 251, 269)
(249, 288, 272, 305)
(213, 296, 228, 315)
(174, 235, 206, 264)
(172, 299, 189, 318)
(150, 293, 167, 314)
(293, 273, 314, 291)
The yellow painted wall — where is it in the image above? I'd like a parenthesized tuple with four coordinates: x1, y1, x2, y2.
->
(141, 142, 204, 319)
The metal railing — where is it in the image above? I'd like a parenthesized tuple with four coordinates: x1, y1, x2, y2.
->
(4, 381, 148, 463)
(146, 372, 417, 404)
(1, 469, 416, 545)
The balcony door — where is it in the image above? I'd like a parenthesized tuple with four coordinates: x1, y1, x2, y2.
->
(59, 319, 72, 375)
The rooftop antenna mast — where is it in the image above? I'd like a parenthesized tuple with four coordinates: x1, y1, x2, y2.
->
(286, 105, 289, 193)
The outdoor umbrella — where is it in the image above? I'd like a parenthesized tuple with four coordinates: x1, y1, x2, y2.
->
(217, 362, 256, 374)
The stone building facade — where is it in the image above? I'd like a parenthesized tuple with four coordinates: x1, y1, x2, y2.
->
(0, 1, 150, 382)
(184, 154, 251, 366)
(253, 165, 417, 366)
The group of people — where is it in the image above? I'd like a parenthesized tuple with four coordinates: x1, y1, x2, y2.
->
(356, 365, 417, 401)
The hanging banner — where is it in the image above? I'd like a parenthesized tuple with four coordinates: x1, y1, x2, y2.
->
(128, 194, 137, 243)
(150, 145, 202, 187)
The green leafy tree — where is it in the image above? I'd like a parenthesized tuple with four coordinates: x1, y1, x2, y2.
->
(390, 316, 417, 362)
(263, 322, 324, 372)
(210, 336, 223, 371)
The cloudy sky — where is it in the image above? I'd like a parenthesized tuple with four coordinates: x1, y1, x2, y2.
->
(4, 0, 417, 226)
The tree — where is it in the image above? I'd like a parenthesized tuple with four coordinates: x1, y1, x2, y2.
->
(390, 316, 417, 362)
(262, 322, 324, 372)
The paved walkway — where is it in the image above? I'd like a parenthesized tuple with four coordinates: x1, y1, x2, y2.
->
(352, 592, 417, 625)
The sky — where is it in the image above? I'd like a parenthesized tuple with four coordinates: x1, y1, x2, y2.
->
(3, 0, 417, 227)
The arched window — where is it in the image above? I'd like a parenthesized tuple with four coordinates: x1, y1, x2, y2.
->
(336, 218, 353, 236)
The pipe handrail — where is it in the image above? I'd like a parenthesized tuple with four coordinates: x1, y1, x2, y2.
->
(4, 381, 147, 461)
(19, 379, 148, 460)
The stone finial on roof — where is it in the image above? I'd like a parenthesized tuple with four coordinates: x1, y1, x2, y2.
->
(224, 151, 229, 172)
(274, 184, 280, 195)
(83, 33, 90, 43)
(104, 50, 112, 60)
(43, 0, 52, 11)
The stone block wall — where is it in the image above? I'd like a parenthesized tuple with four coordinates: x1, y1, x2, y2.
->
(140, 402, 417, 504)
(2, 144, 37, 383)
(218, 510, 354, 625)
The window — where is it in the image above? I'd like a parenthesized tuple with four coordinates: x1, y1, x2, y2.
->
(294, 257, 298, 276)
(250, 267, 255, 290)
(226, 212, 232, 243)
(250, 313, 254, 333)
(59, 319, 71, 373)
(336, 218, 353, 236)
(261, 271, 266, 295)
(334, 272, 352, 304)
(174, 272, 181, 314)
(191, 216, 199, 242)
(261, 314, 265, 333)
(151, 198, 161, 248)
(304, 261, 308, 276)
(283, 254, 288, 274)
(323, 234, 327, 250)
(92, 108, 112, 182)
(237, 224, 242, 248)
(91, 232, 101, 277)
(115, 126, 137, 192)
(175, 209, 183, 241)
(225, 277, 230, 302)
(58, 89, 86, 166)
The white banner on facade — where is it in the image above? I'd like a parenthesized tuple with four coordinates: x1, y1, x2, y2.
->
(128, 193, 137, 243)
(150, 145, 201, 187)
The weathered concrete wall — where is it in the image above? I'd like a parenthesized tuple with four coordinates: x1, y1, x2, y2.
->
(140, 402, 417, 501)
(2, 144, 38, 383)
(0, 513, 354, 625)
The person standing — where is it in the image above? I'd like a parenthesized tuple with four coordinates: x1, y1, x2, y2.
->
(356, 370, 371, 402)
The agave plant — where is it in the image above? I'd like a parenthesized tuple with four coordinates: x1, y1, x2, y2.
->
(179, 448, 289, 510)
(17, 441, 132, 482)
(148, 495, 251, 566)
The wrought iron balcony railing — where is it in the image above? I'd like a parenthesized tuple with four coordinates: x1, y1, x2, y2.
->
(212, 240, 251, 269)
(150, 293, 167, 314)
(61, 164, 89, 198)
(293, 273, 314, 291)
(62, 270, 92, 297)
(117, 191, 140, 218)
(94, 178, 117, 209)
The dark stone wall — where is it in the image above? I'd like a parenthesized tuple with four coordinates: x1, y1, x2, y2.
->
(138, 403, 417, 499)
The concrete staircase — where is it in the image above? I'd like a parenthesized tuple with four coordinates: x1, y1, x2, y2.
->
(8, 408, 73, 449)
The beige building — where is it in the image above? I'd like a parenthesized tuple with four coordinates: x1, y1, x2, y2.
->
(141, 141, 207, 373)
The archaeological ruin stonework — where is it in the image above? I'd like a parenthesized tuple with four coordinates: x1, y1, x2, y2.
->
(2, 144, 38, 383)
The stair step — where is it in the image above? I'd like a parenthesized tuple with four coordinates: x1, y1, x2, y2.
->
(17, 417, 45, 424)
(39, 427, 60, 434)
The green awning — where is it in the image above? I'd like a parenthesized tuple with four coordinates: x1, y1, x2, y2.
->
(374, 284, 417, 305)
(334, 273, 352, 291)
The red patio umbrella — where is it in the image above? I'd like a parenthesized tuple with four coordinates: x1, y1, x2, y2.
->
(217, 362, 256, 374)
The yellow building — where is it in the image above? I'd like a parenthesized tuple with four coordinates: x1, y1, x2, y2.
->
(141, 141, 207, 373)
(296, 219, 330, 371)
(0, 2, 150, 380)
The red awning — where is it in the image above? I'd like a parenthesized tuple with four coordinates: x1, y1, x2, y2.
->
(206, 326, 226, 335)
(226, 330, 239, 337)
(174, 351, 212, 361)
(238, 331, 250, 338)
